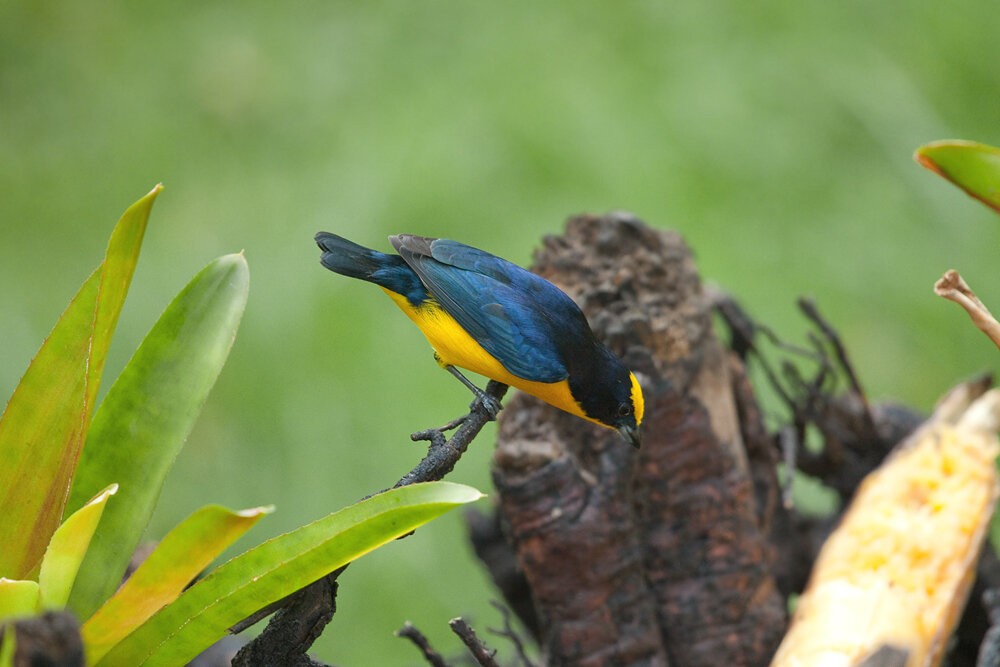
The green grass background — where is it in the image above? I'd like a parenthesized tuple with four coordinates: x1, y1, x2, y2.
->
(2, 2, 999, 664)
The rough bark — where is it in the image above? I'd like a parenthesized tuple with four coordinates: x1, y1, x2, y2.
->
(488, 213, 786, 667)
(0, 612, 84, 667)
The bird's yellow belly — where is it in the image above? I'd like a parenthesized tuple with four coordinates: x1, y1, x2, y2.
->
(382, 288, 590, 421)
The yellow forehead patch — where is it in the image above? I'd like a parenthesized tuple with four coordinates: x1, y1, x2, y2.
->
(630, 372, 644, 426)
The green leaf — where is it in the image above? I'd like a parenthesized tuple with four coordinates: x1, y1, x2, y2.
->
(82, 504, 271, 664)
(915, 140, 1000, 213)
(37, 484, 118, 611)
(67, 253, 250, 619)
(95, 482, 484, 666)
(0, 580, 39, 622)
(0, 185, 160, 578)
(0, 629, 13, 667)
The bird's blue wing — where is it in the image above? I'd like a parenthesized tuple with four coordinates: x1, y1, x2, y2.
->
(394, 237, 584, 383)
(418, 265, 568, 382)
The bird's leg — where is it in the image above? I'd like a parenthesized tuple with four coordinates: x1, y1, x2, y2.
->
(410, 356, 504, 445)
(444, 364, 504, 420)
(410, 377, 508, 449)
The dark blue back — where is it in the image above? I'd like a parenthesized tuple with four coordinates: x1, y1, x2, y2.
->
(396, 237, 590, 383)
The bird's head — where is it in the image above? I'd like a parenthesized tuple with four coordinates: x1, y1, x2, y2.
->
(571, 354, 645, 448)
(611, 372, 644, 448)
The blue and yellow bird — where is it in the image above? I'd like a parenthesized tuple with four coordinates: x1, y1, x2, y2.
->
(315, 232, 644, 447)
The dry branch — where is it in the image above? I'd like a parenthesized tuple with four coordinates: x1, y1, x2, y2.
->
(233, 382, 508, 666)
(396, 622, 448, 667)
(935, 270, 1000, 350)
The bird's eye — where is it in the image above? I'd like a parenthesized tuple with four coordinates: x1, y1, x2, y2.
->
(617, 403, 632, 418)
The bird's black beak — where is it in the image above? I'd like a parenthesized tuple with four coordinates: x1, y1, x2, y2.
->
(618, 424, 641, 449)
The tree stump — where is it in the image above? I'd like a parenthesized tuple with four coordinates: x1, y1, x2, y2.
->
(483, 213, 787, 667)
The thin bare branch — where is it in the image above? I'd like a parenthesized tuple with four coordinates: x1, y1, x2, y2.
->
(397, 622, 449, 667)
(935, 270, 1000, 350)
(234, 381, 508, 664)
(450, 618, 500, 667)
(486, 601, 535, 667)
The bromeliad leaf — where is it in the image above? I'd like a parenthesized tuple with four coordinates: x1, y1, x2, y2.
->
(915, 140, 1000, 214)
(0, 486, 117, 623)
(0, 185, 160, 579)
(0, 579, 40, 622)
(67, 253, 250, 619)
(0, 619, 15, 667)
(94, 482, 484, 666)
(82, 504, 271, 664)
(37, 484, 118, 611)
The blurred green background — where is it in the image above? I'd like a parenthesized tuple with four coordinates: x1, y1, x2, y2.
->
(2, 2, 999, 664)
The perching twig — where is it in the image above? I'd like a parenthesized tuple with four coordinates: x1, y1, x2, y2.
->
(396, 381, 508, 487)
(231, 574, 337, 666)
(450, 618, 501, 667)
(397, 622, 449, 667)
(234, 381, 509, 665)
(935, 270, 1000, 350)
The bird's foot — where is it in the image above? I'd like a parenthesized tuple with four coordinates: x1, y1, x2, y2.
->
(444, 364, 503, 421)
(410, 389, 503, 446)
(468, 389, 503, 421)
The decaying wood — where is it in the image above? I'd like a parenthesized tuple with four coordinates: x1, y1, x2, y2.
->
(0, 611, 84, 667)
(466, 507, 541, 641)
(6, 217, 998, 667)
(469, 213, 1000, 667)
(487, 214, 786, 666)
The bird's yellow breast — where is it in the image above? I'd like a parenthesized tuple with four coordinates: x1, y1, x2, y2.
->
(381, 288, 592, 422)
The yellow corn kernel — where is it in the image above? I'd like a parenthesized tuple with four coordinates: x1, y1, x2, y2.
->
(771, 387, 1000, 667)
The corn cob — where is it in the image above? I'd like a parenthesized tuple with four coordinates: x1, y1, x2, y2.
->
(771, 384, 1000, 667)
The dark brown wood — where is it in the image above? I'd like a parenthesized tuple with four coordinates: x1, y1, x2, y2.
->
(465, 507, 540, 641)
(1, 612, 84, 667)
(489, 213, 786, 667)
(231, 573, 338, 667)
(449, 618, 501, 667)
(396, 622, 449, 667)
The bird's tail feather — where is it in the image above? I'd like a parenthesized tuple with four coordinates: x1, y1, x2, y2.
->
(315, 232, 388, 281)
(315, 232, 423, 301)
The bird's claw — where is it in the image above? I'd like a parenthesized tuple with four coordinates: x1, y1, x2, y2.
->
(470, 391, 503, 421)
(444, 365, 503, 421)
(410, 392, 502, 445)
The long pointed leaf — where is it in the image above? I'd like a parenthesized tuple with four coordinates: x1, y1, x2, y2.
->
(95, 482, 484, 666)
(0, 628, 13, 667)
(915, 140, 1000, 214)
(83, 504, 271, 663)
(37, 484, 118, 611)
(0, 580, 39, 622)
(0, 185, 160, 578)
(67, 253, 250, 618)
